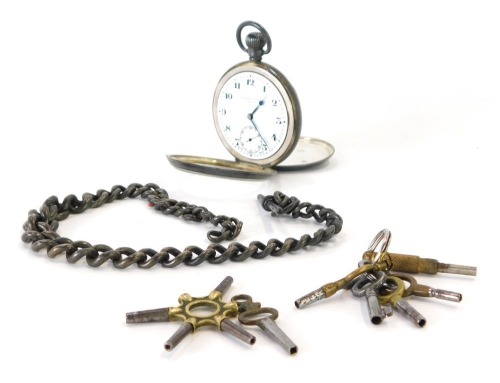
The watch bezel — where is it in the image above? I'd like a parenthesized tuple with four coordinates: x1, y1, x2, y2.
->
(213, 61, 302, 168)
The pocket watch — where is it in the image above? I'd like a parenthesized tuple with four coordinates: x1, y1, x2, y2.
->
(168, 21, 334, 179)
(212, 21, 301, 168)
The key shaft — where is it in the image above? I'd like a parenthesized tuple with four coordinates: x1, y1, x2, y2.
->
(165, 322, 193, 351)
(256, 317, 298, 355)
(437, 262, 477, 276)
(393, 299, 427, 328)
(126, 307, 170, 324)
(214, 276, 234, 295)
(295, 263, 379, 308)
(389, 271, 463, 303)
(239, 307, 298, 355)
(412, 285, 462, 302)
(295, 288, 327, 309)
(220, 319, 256, 345)
(365, 288, 388, 325)
(382, 252, 477, 276)
(378, 276, 427, 327)
(430, 288, 462, 302)
(352, 272, 392, 325)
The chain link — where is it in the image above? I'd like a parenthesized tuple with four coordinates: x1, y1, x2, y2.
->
(21, 183, 343, 269)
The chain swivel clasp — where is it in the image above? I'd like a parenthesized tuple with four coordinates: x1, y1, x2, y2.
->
(258, 194, 284, 216)
(258, 192, 301, 217)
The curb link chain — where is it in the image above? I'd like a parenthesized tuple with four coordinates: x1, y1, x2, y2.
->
(21, 183, 343, 269)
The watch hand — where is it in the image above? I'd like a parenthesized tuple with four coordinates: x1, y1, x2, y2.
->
(248, 99, 265, 117)
(248, 118, 270, 149)
(246, 99, 269, 148)
(247, 134, 259, 141)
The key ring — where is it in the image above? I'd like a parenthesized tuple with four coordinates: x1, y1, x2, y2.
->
(362, 228, 392, 264)
(231, 294, 262, 313)
(238, 307, 279, 326)
(367, 228, 391, 253)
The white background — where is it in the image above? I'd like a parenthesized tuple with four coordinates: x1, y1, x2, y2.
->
(1, 1, 498, 382)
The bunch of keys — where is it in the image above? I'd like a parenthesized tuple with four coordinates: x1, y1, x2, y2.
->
(295, 229, 477, 327)
(126, 276, 298, 354)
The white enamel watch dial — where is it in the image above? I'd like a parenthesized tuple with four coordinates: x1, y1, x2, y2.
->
(213, 62, 301, 168)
